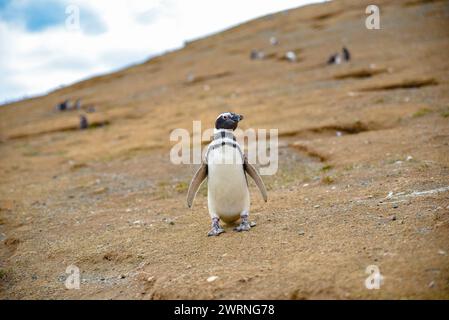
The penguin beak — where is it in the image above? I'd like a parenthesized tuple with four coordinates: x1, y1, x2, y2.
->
(232, 114, 243, 122)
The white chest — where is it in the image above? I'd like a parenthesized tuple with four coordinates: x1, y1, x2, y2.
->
(206, 143, 250, 220)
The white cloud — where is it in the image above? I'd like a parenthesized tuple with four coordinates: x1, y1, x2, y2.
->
(0, 0, 322, 104)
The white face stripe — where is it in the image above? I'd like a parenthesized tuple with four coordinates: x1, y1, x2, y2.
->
(216, 112, 232, 120)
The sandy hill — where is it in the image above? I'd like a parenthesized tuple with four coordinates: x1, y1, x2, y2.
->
(0, 0, 448, 299)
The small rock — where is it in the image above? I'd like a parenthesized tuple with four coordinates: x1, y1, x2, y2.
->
(438, 250, 447, 256)
(406, 155, 413, 161)
(298, 230, 305, 236)
(390, 215, 397, 221)
(285, 51, 297, 62)
(207, 276, 218, 283)
(392, 204, 399, 209)
(120, 274, 126, 279)
(186, 73, 195, 83)
(92, 187, 107, 195)
(428, 281, 435, 288)
(314, 205, 320, 209)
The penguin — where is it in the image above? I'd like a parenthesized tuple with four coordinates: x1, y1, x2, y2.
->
(79, 115, 88, 129)
(187, 112, 268, 236)
(342, 47, 351, 61)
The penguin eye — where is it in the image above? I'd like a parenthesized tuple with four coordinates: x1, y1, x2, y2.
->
(223, 115, 228, 120)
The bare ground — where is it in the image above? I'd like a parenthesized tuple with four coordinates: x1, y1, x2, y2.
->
(1, 0, 449, 299)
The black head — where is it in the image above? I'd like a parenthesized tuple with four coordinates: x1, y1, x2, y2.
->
(215, 112, 243, 130)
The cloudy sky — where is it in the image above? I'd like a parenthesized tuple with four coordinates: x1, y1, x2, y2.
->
(0, 0, 321, 104)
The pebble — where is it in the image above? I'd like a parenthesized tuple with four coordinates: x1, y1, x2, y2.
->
(285, 51, 297, 62)
(186, 73, 195, 83)
(390, 215, 397, 221)
(406, 155, 413, 161)
(207, 276, 218, 282)
(428, 281, 435, 288)
(314, 205, 320, 209)
(392, 204, 399, 209)
(298, 230, 305, 236)
(438, 250, 447, 256)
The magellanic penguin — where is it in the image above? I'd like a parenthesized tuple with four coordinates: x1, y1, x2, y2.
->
(187, 112, 268, 236)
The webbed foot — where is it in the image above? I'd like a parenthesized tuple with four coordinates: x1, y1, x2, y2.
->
(207, 218, 225, 237)
(234, 215, 256, 232)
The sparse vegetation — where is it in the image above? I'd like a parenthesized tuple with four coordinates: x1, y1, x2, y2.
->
(412, 108, 432, 118)
(0, 269, 9, 280)
(321, 164, 333, 172)
(321, 176, 334, 184)
(175, 181, 189, 193)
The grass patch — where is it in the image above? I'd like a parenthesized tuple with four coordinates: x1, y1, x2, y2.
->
(0, 268, 11, 280)
(175, 181, 189, 193)
(22, 149, 40, 157)
(321, 176, 334, 184)
(320, 164, 333, 172)
(412, 108, 432, 118)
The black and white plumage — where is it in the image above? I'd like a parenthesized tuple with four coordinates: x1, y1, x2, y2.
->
(187, 112, 267, 236)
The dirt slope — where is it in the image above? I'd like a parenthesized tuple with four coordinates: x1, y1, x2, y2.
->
(1, 0, 449, 299)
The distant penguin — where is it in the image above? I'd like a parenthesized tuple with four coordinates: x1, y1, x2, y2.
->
(74, 99, 81, 110)
(327, 53, 341, 65)
(328, 47, 351, 65)
(342, 47, 351, 61)
(86, 105, 96, 113)
(79, 115, 88, 129)
(187, 112, 268, 236)
(56, 100, 69, 111)
(270, 36, 279, 46)
(250, 49, 265, 60)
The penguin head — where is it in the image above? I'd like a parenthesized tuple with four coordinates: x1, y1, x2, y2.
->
(215, 112, 243, 131)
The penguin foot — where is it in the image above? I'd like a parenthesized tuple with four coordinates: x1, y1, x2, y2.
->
(207, 226, 225, 237)
(234, 220, 256, 232)
(208, 218, 225, 237)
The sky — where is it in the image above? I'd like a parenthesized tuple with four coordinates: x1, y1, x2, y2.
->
(0, 0, 322, 104)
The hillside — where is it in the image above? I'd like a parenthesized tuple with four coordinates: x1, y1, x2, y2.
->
(1, 0, 449, 299)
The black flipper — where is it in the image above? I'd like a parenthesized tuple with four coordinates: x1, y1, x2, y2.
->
(186, 162, 208, 208)
(243, 156, 268, 202)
